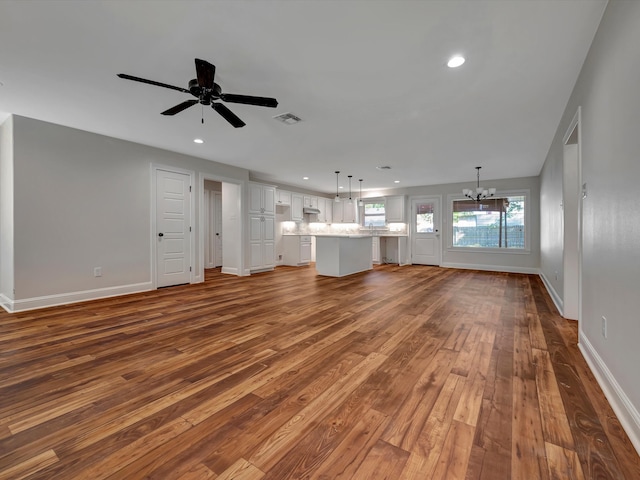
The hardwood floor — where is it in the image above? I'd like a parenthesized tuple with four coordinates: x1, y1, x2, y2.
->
(1, 265, 639, 479)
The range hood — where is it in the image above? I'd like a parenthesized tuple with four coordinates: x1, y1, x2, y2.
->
(303, 207, 321, 215)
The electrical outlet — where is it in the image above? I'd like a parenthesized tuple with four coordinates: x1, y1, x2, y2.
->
(601, 316, 607, 338)
(94, 267, 102, 277)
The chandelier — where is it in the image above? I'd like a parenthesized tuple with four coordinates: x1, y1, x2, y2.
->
(463, 166, 496, 202)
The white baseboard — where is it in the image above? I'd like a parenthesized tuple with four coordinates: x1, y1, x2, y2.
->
(1, 282, 153, 313)
(579, 332, 640, 457)
(441, 262, 540, 275)
(539, 272, 564, 316)
(221, 267, 240, 275)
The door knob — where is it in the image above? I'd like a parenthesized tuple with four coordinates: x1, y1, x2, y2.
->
(158, 233, 164, 237)
(215, 233, 220, 236)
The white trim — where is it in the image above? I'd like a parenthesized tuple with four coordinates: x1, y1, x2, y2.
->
(440, 262, 539, 275)
(539, 271, 564, 316)
(198, 172, 246, 278)
(0, 282, 153, 313)
(579, 332, 640, 457)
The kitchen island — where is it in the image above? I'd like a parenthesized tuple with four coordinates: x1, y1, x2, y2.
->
(315, 235, 373, 277)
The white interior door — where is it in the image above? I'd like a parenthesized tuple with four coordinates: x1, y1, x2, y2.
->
(156, 169, 191, 287)
(213, 192, 222, 267)
(411, 196, 441, 266)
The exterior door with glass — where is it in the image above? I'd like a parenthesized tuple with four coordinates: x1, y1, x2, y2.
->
(411, 196, 441, 265)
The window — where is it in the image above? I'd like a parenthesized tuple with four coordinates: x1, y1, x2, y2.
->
(416, 202, 434, 232)
(363, 200, 386, 227)
(452, 194, 526, 249)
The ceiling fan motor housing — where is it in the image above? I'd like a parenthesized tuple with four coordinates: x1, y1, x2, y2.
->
(188, 79, 223, 105)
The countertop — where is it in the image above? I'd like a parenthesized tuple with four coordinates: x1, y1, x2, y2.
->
(283, 233, 408, 237)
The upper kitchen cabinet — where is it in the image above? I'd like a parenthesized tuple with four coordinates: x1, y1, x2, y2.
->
(334, 199, 358, 223)
(303, 195, 318, 209)
(325, 198, 333, 223)
(318, 197, 333, 223)
(291, 193, 304, 222)
(249, 182, 276, 216)
(385, 195, 406, 223)
(276, 189, 291, 206)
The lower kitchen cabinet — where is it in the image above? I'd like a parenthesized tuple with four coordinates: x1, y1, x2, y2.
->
(250, 215, 275, 271)
(372, 237, 380, 264)
(282, 235, 312, 266)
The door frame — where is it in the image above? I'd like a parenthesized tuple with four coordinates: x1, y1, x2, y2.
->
(203, 187, 223, 269)
(152, 164, 196, 288)
(562, 106, 583, 323)
(198, 173, 246, 278)
(408, 195, 442, 266)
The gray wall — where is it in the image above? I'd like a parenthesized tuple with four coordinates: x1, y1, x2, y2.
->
(540, 0, 640, 451)
(4, 115, 248, 309)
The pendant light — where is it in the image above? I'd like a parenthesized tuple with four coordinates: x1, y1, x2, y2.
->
(334, 171, 341, 203)
(358, 179, 364, 206)
(347, 175, 353, 204)
(463, 166, 496, 202)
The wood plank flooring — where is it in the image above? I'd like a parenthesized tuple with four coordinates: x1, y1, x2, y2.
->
(1, 265, 639, 479)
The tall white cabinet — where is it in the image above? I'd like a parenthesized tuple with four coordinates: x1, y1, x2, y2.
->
(248, 182, 276, 272)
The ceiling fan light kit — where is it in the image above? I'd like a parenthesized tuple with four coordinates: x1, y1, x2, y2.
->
(117, 58, 278, 128)
(463, 166, 496, 202)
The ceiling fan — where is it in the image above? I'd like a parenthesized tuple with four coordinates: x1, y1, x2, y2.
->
(117, 58, 278, 128)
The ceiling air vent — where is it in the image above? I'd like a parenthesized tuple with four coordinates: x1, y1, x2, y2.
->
(376, 165, 392, 170)
(273, 112, 301, 125)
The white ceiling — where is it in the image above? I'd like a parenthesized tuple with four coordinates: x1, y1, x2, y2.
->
(0, 0, 607, 194)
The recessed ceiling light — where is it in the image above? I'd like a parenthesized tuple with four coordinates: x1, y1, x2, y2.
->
(339, 186, 344, 189)
(447, 55, 465, 68)
(303, 176, 309, 180)
(193, 138, 204, 144)
(394, 180, 400, 184)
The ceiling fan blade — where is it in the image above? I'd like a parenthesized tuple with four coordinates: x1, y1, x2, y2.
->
(212, 103, 246, 128)
(220, 93, 278, 108)
(195, 58, 215, 89)
(161, 99, 199, 116)
(117, 74, 190, 93)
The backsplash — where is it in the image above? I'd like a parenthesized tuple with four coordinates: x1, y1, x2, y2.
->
(281, 221, 407, 236)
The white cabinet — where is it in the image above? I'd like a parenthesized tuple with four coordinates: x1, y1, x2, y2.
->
(317, 197, 332, 223)
(318, 197, 333, 223)
(249, 182, 276, 216)
(291, 193, 304, 222)
(324, 198, 333, 223)
(277, 190, 291, 206)
(249, 182, 276, 272)
(335, 200, 358, 223)
(372, 237, 380, 264)
(249, 215, 275, 271)
(283, 235, 312, 266)
(303, 195, 318, 209)
(385, 195, 405, 223)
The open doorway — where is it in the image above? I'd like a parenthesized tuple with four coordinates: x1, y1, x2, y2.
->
(204, 180, 223, 269)
(199, 175, 245, 277)
(563, 107, 582, 321)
